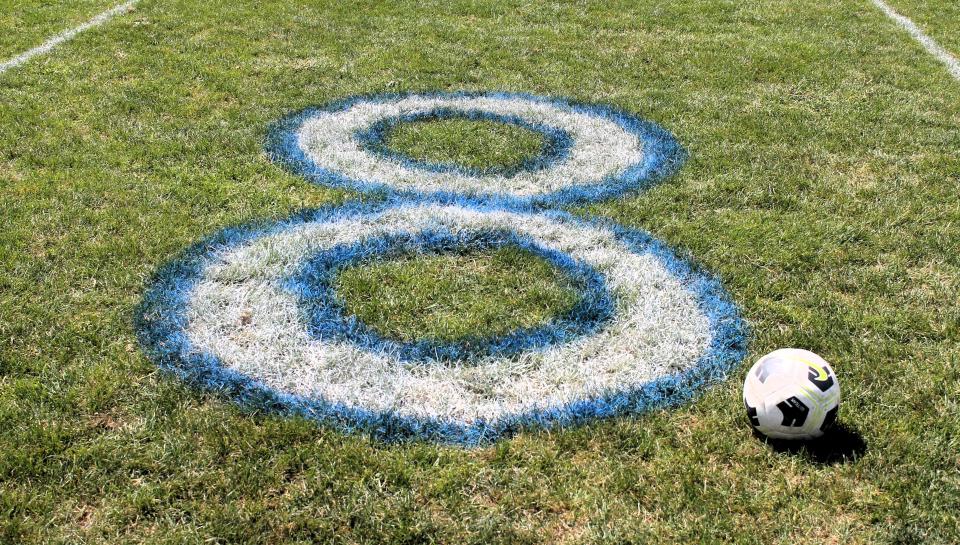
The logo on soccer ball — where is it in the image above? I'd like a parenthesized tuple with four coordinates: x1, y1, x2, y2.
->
(807, 363, 835, 392)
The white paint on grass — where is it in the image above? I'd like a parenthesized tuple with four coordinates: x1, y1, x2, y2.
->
(871, 0, 960, 81)
(183, 203, 713, 425)
(297, 95, 645, 197)
(0, 1, 138, 75)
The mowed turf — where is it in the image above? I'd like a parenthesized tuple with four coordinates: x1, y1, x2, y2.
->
(335, 246, 581, 344)
(879, 0, 960, 57)
(383, 117, 547, 172)
(0, 0, 118, 60)
(1, 0, 959, 543)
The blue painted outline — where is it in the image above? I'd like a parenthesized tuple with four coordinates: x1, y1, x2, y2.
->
(355, 108, 574, 178)
(265, 91, 687, 208)
(286, 226, 613, 364)
(135, 196, 748, 445)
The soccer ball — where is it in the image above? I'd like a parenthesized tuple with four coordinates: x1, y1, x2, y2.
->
(743, 348, 841, 440)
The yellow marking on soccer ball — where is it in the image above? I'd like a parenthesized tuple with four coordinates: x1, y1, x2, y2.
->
(789, 354, 830, 381)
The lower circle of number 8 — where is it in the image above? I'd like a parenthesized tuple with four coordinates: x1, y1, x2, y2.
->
(136, 92, 748, 444)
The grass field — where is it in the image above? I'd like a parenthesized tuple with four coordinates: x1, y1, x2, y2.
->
(0, 0, 116, 59)
(884, 0, 960, 54)
(1, 0, 959, 543)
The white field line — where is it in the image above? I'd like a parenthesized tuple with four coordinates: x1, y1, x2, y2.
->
(871, 0, 960, 81)
(0, 0, 138, 75)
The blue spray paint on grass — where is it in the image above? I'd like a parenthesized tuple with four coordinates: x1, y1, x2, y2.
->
(264, 91, 687, 208)
(355, 108, 574, 178)
(285, 226, 613, 364)
(135, 196, 748, 445)
(136, 92, 748, 445)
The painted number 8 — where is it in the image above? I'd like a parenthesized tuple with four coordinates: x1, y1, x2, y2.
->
(137, 92, 747, 444)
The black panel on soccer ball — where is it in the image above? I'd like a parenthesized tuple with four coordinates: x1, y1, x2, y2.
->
(808, 366, 835, 392)
(744, 401, 760, 428)
(821, 405, 839, 432)
(776, 396, 809, 427)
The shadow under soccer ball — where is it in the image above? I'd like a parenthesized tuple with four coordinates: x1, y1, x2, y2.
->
(755, 422, 867, 465)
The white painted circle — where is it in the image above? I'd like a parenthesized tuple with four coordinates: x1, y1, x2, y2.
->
(181, 202, 713, 426)
(294, 94, 645, 197)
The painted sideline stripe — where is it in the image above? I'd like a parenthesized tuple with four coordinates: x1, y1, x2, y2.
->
(871, 0, 960, 81)
(0, 0, 138, 75)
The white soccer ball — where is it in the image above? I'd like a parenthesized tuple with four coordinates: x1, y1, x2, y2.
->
(743, 348, 840, 440)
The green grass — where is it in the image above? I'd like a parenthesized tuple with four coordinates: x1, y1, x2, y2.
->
(334, 247, 580, 343)
(1, 0, 959, 543)
(0, 0, 116, 60)
(382, 117, 546, 171)
(882, 0, 960, 56)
